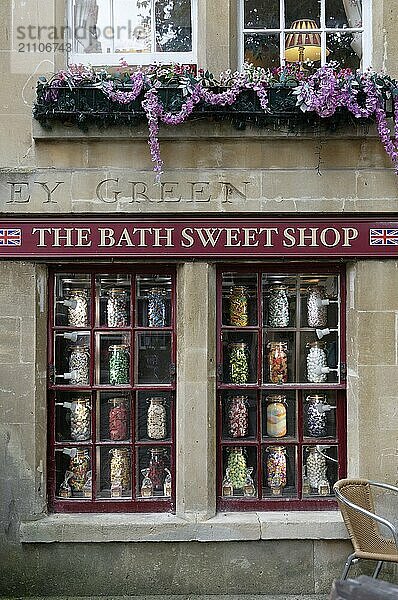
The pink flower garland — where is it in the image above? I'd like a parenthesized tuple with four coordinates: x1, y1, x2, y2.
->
(40, 63, 398, 179)
(103, 71, 144, 104)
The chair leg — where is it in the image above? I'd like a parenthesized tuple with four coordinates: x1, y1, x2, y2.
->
(372, 561, 383, 578)
(342, 553, 357, 580)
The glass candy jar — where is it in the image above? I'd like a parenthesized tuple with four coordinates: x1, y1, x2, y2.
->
(306, 394, 327, 437)
(65, 288, 88, 327)
(306, 447, 327, 491)
(307, 285, 327, 328)
(69, 449, 90, 492)
(70, 398, 91, 441)
(266, 395, 287, 438)
(148, 448, 166, 491)
(306, 341, 327, 383)
(229, 286, 248, 327)
(109, 344, 130, 385)
(229, 342, 249, 384)
(227, 447, 247, 489)
(268, 285, 289, 327)
(140, 468, 153, 497)
(147, 397, 167, 440)
(109, 448, 130, 492)
(147, 288, 167, 327)
(107, 288, 128, 327)
(267, 341, 288, 384)
(266, 446, 287, 494)
(69, 345, 90, 385)
(108, 398, 129, 441)
(228, 396, 249, 438)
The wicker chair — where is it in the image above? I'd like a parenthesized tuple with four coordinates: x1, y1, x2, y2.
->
(333, 478, 398, 579)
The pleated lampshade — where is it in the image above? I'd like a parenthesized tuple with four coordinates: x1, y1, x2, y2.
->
(285, 19, 328, 63)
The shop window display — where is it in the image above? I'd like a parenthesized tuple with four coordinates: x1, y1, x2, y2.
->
(49, 268, 175, 512)
(218, 267, 346, 509)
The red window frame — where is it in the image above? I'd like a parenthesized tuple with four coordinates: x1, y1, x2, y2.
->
(47, 265, 176, 513)
(217, 263, 347, 511)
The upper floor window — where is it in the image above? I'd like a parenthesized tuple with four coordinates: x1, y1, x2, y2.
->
(69, 0, 196, 65)
(240, 0, 371, 71)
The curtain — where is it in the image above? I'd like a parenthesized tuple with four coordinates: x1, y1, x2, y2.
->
(74, 0, 101, 53)
(342, 0, 362, 58)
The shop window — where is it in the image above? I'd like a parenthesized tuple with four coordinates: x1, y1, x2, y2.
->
(69, 0, 196, 66)
(48, 268, 176, 512)
(217, 266, 346, 510)
(240, 0, 370, 70)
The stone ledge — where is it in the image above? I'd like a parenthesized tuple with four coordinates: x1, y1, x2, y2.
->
(32, 119, 379, 141)
(20, 511, 348, 543)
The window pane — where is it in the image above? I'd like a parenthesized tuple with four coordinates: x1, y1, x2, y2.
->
(137, 391, 172, 441)
(56, 447, 92, 499)
(97, 446, 132, 499)
(285, 0, 320, 29)
(73, 0, 111, 54)
(96, 275, 131, 328)
(244, 0, 279, 29)
(137, 446, 172, 497)
(222, 332, 258, 384)
(136, 332, 172, 384)
(114, 0, 152, 53)
(222, 391, 257, 440)
(54, 332, 91, 386)
(244, 33, 279, 69)
(326, 31, 362, 69)
(155, 0, 192, 52)
(97, 391, 132, 442)
(222, 272, 258, 326)
(136, 275, 172, 327)
(55, 391, 92, 442)
(326, 0, 362, 29)
(222, 446, 258, 498)
(303, 391, 337, 440)
(262, 391, 296, 440)
(263, 445, 296, 498)
(54, 273, 91, 327)
(303, 445, 338, 498)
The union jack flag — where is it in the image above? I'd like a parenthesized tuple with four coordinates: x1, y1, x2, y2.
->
(0, 228, 22, 246)
(369, 229, 398, 246)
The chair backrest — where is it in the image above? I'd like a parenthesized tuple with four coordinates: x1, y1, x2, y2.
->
(334, 478, 381, 554)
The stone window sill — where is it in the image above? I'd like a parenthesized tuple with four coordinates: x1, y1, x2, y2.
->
(32, 119, 379, 142)
(20, 511, 348, 543)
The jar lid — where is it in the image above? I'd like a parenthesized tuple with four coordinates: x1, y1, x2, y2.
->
(266, 445, 286, 453)
(109, 344, 129, 351)
(74, 397, 90, 404)
(229, 395, 248, 401)
(230, 286, 247, 294)
(147, 287, 166, 295)
(269, 284, 288, 291)
(306, 394, 326, 402)
(266, 394, 287, 402)
(148, 396, 164, 403)
(108, 397, 127, 405)
(306, 341, 326, 348)
(267, 341, 288, 348)
(70, 345, 89, 351)
(65, 288, 88, 296)
(75, 448, 90, 455)
(229, 342, 248, 348)
(108, 287, 128, 294)
(109, 448, 129, 456)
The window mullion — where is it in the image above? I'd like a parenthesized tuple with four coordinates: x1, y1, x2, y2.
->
(280, 0, 285, 66)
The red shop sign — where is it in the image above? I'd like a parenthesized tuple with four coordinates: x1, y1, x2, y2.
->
(1, 218, 398, 258)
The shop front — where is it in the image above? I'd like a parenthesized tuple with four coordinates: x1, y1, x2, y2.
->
(1, 207, 398, 593)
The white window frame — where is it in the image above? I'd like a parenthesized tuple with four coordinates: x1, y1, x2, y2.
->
(238, 0, 372, 70)
(68, 0, 197, 66)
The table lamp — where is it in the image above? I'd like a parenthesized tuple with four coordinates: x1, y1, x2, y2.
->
(285, 19, 329, 64)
